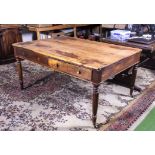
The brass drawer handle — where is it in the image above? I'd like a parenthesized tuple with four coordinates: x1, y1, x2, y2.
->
(56, 63, 59, 68)
(77, 70, 81, 74)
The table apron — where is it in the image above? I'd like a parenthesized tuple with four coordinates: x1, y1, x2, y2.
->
(14, 47, 140, 85)
(101, 53, 140, 81)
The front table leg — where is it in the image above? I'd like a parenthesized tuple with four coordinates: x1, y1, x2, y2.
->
(92, 83, 99, 128)
(16, 58, 24, 90)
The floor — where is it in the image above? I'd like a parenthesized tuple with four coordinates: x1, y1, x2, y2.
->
(1, 59, 155, 130)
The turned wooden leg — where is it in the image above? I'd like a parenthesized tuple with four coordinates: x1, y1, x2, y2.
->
(130, 65, 138, 97)
(92, 83, 99, 128)
(16, 58, 24, 90)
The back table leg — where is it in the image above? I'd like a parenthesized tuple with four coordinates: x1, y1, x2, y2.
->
(92, 84, 99, 128)
(130, 65, 138, 97)
(16, 58, 24, 90)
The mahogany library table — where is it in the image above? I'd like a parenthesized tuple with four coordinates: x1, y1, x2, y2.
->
(13, 36, 141, 128)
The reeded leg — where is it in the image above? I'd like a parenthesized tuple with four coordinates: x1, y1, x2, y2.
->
(130, 65, 138, 97)
(16, 58, 24, 90)
(92, 83, 99, 128)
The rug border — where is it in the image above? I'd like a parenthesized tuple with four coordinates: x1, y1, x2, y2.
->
(99, 80, 155, 131)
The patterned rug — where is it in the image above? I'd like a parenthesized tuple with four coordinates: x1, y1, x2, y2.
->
(0, 60, 155, 131)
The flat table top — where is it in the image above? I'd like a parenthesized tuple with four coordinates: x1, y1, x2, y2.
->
(13, 36, 141, 70)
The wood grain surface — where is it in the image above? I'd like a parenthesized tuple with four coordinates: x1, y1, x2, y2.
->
(13, 36, 141, 70)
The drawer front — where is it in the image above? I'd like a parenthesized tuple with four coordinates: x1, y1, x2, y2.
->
(14, 47, 92, 81)
(48, 58, 92, 81)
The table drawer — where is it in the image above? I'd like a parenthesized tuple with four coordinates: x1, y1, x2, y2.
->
(48, 58, 92, 81)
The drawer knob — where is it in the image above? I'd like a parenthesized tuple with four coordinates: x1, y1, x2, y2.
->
(56, 63, 59, 68)
(77, 70, 81, 74)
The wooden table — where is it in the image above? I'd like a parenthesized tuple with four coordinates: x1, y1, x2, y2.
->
(13, 36, 141, 128)
(27, 24, 99, 40)
(101, 38, 155, 51)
